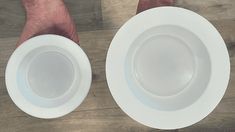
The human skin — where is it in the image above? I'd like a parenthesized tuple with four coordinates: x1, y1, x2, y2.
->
(18, 0, 175, 46)
(137, 0, 175, 14)
(17, 0, 79, 46)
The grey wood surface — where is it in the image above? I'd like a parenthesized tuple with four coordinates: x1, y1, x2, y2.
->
(0, 0, 235, 131)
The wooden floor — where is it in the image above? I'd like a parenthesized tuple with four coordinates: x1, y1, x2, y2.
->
(0, 0, 235, 131)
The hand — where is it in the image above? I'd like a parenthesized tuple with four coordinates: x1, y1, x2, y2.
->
(137, 0, 175, 14)
(17, 0, 79, 46)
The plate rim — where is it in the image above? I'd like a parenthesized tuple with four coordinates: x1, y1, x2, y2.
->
(106, 7, 230, 129)
(5, 34, 92, 119)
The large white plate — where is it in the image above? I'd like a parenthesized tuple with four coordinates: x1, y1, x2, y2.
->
(5, 35, 92, 118)
(106, 7, 230, 129)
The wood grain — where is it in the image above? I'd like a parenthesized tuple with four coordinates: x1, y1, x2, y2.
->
(0, 0, 102, 38)
(0, 0, 235, 131)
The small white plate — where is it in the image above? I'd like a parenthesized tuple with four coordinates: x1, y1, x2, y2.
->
(5, 34, 92, 118)
(106, 7, 230, 129)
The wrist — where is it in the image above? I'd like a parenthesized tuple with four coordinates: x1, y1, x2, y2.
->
(22, 0, 65, 19)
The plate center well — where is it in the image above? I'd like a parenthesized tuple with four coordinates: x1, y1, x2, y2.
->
(133, 35, 195, 97)
(27, 51, 75, 98)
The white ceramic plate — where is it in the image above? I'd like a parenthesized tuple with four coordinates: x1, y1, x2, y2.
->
(106, 7, 230, 129)
(5, 35, 92, 118)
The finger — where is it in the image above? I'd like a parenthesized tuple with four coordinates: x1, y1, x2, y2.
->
(17, 24, 37, 47)
(56, 18, 79, 45)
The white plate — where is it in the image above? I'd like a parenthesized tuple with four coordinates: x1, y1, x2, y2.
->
(106, 7, 230, 129)
(5, 34, 92, 118)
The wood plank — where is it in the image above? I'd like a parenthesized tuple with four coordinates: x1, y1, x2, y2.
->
(0, 0, 24, 38)
(64, 0, 103, 32)
(1, 0, 234, 38)
(0, 0, 235, 131)
(0, 108, 153, 132)
(1, 28, 235, 131)
(101, 0, 138, 29)
(175, 0, 235, 21)
(0, 0, 102, 38)
(0, 29, 158, 132)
